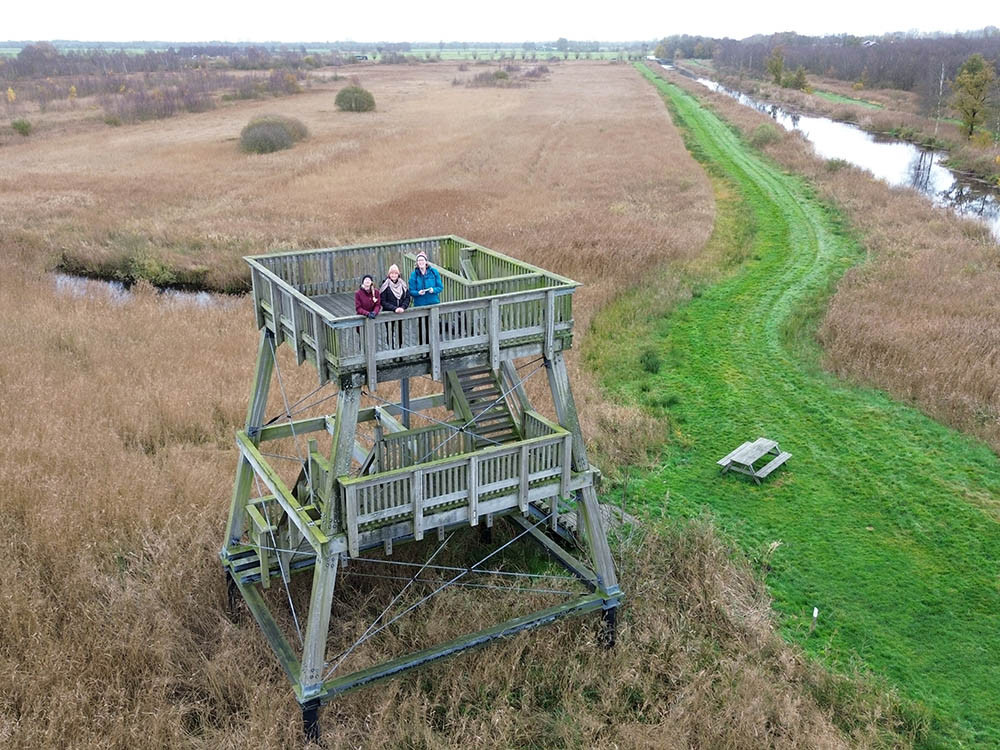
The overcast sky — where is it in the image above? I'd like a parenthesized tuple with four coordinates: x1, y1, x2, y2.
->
(4, 1, 998, 44)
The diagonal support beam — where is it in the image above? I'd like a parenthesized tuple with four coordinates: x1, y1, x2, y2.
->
(224, 331, 275, 550)
(508, 514, 602, 591)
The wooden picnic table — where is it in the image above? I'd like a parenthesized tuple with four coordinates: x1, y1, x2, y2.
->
(718, 437, 791, 485)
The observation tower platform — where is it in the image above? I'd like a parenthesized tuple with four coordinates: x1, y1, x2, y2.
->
(221, 236, 621, 739)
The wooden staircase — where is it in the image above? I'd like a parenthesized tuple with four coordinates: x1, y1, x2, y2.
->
(449, 366, 520, 448)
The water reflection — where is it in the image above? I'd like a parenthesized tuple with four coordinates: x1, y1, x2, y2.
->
(676, 70, 1000, 241)
(52, 272, 232, 307)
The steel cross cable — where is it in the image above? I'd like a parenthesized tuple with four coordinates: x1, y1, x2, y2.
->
(261, 380, 331, 429)
(342, 571, 577, 597)
(323, 512, 552, 679)
(267, 336, 314, 505)
(321, 532, 455, 682)
(349, 556, 577, 582)
(251, 472, 304, 645)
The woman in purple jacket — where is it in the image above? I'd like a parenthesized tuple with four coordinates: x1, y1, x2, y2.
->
(354, 274, 381, 318)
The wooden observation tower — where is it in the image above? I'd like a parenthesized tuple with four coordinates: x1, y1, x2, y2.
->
(220, 236, 621, 738)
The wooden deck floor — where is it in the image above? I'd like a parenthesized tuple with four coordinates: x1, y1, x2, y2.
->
(313, 293, 357, 318)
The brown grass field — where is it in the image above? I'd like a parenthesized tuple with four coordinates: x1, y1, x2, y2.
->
(2, 61, 909, 748)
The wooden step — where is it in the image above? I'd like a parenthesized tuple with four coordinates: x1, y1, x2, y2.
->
(462, 385, 497, 396)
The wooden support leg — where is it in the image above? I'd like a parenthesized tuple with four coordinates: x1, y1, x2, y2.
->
(225, 571, 241, 621)
(300, 551, 340, 697)
(546, 353, 619, 594)
(321, 387, 362, 536)
(302, 699, 320, 742)
(478, 521, 493, 545)
(300, 385, 360, 698)
(599, 606, 618, 649)
(223, 331, 275, 550)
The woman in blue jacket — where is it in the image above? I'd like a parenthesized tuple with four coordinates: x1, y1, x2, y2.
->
(409, 252, 442, 306)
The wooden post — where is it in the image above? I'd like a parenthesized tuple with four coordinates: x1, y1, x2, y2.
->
(268, 280, 284, 346)
(488, 298, 500, 371)
(544, 290, 555, 362)
(400, 377, 411, 429)
(519, 443, 529, 514)
(429, 307, 442, 382)
(290, 296, 304, 365)
(412, 469, 424, 541)
(468, 455, 479, 526)
(364, 317, 377, 392)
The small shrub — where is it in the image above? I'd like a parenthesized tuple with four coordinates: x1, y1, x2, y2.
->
(335, 85, 375, 112)
(241, 122, 292, 153)
(825, 158, 850, 173)
(239, 114, 308, 154)
(749, 123, 781, 148)
(970, 130, 993, 148)
(11, 118, 32, 136)
(639, 348, 662, 374)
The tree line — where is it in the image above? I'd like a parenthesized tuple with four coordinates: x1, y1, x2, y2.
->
(709, 29, 1000, 113)
(0, 42, 352, 81)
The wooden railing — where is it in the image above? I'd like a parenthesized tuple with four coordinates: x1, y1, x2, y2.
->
(254, 238, 447, 296)
(377, 422, 474, 472)
(340, 424, 575, 557)
(247, 237, 578, 388)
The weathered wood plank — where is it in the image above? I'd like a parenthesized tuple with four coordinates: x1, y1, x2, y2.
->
(717, 441, 752, 468)
(468, 455, 479, 526)
(755, 451, 791, 479)
(412, 469, 424, 541)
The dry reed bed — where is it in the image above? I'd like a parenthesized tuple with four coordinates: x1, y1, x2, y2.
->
(667, 70, 1000, 454)
(0, 63, 720, 747)
(0, 265, 899, 746)
(1, 61, 715, 464)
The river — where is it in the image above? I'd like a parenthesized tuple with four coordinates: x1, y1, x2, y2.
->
(666, 66, 1000, 242)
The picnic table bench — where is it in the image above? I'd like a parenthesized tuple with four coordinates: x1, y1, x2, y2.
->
(718, 437, 791, 484)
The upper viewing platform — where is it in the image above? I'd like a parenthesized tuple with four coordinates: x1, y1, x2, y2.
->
(247, 236, 578, 390)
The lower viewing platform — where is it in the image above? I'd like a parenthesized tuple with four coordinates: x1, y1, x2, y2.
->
(230, 384, 591, 572)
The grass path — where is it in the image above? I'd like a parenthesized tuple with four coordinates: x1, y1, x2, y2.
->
(604, 65, 1000, 748)
(814, 89, 884, 109)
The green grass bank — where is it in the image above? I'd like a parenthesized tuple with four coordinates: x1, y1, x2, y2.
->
(591, 64, 1000, 748)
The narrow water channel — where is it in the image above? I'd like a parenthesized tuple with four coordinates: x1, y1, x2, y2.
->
(52, 272, 234, 307)
(667, 66, 1000, 241)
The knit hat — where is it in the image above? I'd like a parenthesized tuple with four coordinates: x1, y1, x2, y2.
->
(415, 252, 428, 262)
